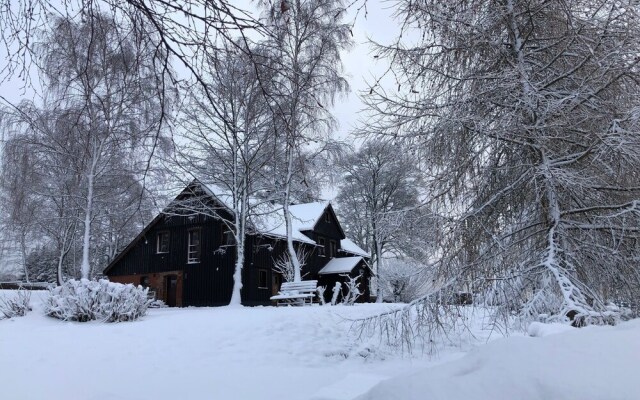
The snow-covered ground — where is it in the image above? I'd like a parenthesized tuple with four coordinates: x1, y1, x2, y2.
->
(358, 318, 640, 400)
(1, 290, 638, 400)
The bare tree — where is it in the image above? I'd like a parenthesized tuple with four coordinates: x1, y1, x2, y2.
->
(168, 41, 280, 306)
(1, 14, 167, 281)
(272, 247, 310, 283)
(336, 140, 424, 302)
(362, 0, 640, 324)
(380, 259, 432, 303)
(257, 0, 352, 282)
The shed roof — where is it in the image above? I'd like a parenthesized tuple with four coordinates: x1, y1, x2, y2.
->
(318, 256, 364, 275)
(339, 238, 369, 257)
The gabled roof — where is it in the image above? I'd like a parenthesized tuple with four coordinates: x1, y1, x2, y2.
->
(200, 182, 330, 244)
(104, 180, 365, 274)
(290, 202, 331, 232)
(251, 201, 330, 244)
(318, 256, 365, 275)
(340, 238, 369, 257)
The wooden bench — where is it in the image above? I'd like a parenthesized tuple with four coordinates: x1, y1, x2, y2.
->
(270, 280, 318, 306)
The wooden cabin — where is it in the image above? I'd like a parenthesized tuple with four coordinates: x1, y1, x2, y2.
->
(103, 181, 371, 306)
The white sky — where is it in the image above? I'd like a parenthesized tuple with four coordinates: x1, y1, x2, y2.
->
(0, 1, 399, 140)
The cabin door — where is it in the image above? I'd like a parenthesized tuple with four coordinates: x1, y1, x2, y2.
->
(165, 275, 178, 307)
(272, 273, 282, 297)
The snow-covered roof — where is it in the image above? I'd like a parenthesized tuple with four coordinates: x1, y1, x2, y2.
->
(318, 257, 364, 275)
(340, 238, 369, 257)
(290, 202, 330, 231)
(250, 202, 329, 245)
(200, 182, 328, 245)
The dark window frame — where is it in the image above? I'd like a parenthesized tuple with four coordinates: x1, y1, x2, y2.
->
(324, 212, 331, 223)
(258, 269, 268, 289)
(219, 224, 225, 246)
(187, 228, 201, 264)
(156, 231, 170, 254)
(317, 237, 326, 257)
(329, 240, 337, 258)
(220, 224, 235, 246)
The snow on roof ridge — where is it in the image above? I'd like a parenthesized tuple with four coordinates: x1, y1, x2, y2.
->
(199, 182, 330, 244)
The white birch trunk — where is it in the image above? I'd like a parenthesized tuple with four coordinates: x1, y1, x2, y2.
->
(283, 146, 302, 282)
(229, 130, 247, 306)
(229, 186, 247, 306)
(80, 154, 97, 280)
(375, 240, 384, 303)
(57, 251, 65, 286)
(19, 232, 29, 283)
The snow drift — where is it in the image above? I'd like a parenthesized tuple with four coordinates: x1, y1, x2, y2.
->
(357, 319, 640, 400)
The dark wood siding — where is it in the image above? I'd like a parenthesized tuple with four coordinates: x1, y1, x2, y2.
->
(107, 213, 237, 306)
(105, 191, 371, 306)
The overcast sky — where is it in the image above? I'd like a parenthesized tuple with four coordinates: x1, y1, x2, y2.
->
(0, 1, 399, 140)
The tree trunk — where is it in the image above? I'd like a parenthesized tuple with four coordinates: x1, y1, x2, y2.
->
(283, 146, 302, 282)
(19, 232, 30, 283)
(229, 185, 248, 306)
(80, 163, 95, 280)
(375, 239, 384, 303)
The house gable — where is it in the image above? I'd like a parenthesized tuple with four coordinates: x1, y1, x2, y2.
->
(104, 180, 231, 275)
(304, 204, 346, 241)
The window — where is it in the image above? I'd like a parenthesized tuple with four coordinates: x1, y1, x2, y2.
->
(329, 240, 337, 258)
(188, 229, 201, 263)
(140, 276, 150, 287)
(156, 232, 169, 253)
(324, 212, 331, 223)
(258, 269, 268, 289)
(317, 237, 325, 257)
(220, 225, 235, 246)
(219, 225, 225, 246)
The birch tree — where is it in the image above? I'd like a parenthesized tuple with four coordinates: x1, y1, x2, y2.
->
(364, 0, 640, 323)
(169, 42, 277, 306)
(36, 15, 168, 279)
(1, 106, 84, 284)
(1, 14, 167, 281)
(259, 0, 351, 282)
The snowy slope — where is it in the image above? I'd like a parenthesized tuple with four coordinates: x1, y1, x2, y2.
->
(357, 319, 640, 400)
(0, 292, 448, 400)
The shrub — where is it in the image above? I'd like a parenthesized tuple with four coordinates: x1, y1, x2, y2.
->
(148, 299, 167, 308)
(0, 289, 32, 319)
(43, 279, 151, 322)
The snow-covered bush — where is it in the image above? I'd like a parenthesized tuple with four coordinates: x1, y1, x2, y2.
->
(0, 289, 31, 319)
(379, 259, 431, 303)
(316, 286, 326, 305)
(341, 275, 361, 305)
(43, 279, 151, 322)
(148, 299, 167, 308)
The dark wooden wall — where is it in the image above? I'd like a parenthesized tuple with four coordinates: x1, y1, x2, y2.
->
(105, 200, 370, 307)
(106, 213, 237, 306)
